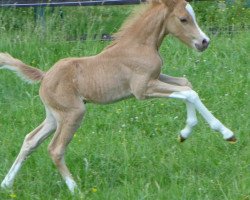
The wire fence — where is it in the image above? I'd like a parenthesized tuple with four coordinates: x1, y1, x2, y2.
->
(55, 24, 250, 43)
(0, 0, 249, 7)
(0, 0, 249, 42)
(0, 0, 143, 7)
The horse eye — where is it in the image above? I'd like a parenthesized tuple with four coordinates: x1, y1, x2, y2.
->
(180, 17, 188, 23)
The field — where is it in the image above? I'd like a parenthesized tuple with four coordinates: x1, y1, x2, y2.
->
(0, 2, 249, 200)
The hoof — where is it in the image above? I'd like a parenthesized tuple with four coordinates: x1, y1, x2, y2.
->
(226, 136, 237, 144)
(178, 135, 186, 143)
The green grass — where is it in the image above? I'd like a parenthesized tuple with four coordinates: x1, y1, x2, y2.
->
(0, 4, 250, 200)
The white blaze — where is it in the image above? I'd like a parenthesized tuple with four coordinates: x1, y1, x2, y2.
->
(186, 3, 196, 21)
(185, 3, 210, 44)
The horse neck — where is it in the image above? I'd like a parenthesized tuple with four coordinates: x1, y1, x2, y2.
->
(114, 4, 168, 50)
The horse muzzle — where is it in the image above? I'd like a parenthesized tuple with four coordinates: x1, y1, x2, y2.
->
(194, 38, 210, 52)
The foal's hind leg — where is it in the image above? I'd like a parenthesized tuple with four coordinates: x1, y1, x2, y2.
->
(1, 107, 56, 189)
(47, 104, 85, 193)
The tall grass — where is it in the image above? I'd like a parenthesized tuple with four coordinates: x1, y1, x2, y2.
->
(0, 2, 249, 200)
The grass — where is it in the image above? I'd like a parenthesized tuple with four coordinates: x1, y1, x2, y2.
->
(0, 3, 250, 200)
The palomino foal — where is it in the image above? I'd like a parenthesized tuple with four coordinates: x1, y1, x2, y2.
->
(1, 0, 236, 193)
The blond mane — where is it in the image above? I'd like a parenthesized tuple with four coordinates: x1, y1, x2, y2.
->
(106, 2, 162, 48)
(113, 3, 151, 39)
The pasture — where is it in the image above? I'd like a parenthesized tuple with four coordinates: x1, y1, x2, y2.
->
(0, 2, 249, 200)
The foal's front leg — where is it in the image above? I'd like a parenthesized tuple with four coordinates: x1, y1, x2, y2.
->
(159, 74, 197, 141)
(145, 80, 236, 142)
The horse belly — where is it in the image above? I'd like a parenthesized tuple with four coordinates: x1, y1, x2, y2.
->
(78, 71, 131, 104)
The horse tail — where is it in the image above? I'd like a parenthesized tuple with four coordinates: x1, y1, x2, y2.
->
(0, 52, 45, 83)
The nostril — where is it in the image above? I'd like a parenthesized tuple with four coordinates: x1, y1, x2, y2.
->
(202, 39, 209, 47)
(202, 39, 207, 45)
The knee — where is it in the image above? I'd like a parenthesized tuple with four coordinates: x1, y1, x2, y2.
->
(180, 77, 193, 88)
(48, 145, 63, 164)
(185, 90, 199, 103)
(172, 90, 199, 102)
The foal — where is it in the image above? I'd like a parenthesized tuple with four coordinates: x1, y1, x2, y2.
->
(0, 0, 236, 193)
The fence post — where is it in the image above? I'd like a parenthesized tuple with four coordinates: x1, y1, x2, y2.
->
(246, 0, 250, 7)
(225, 0, 250, 7)
(225, 0, 235, 5)
(34, 6, 46, 31)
